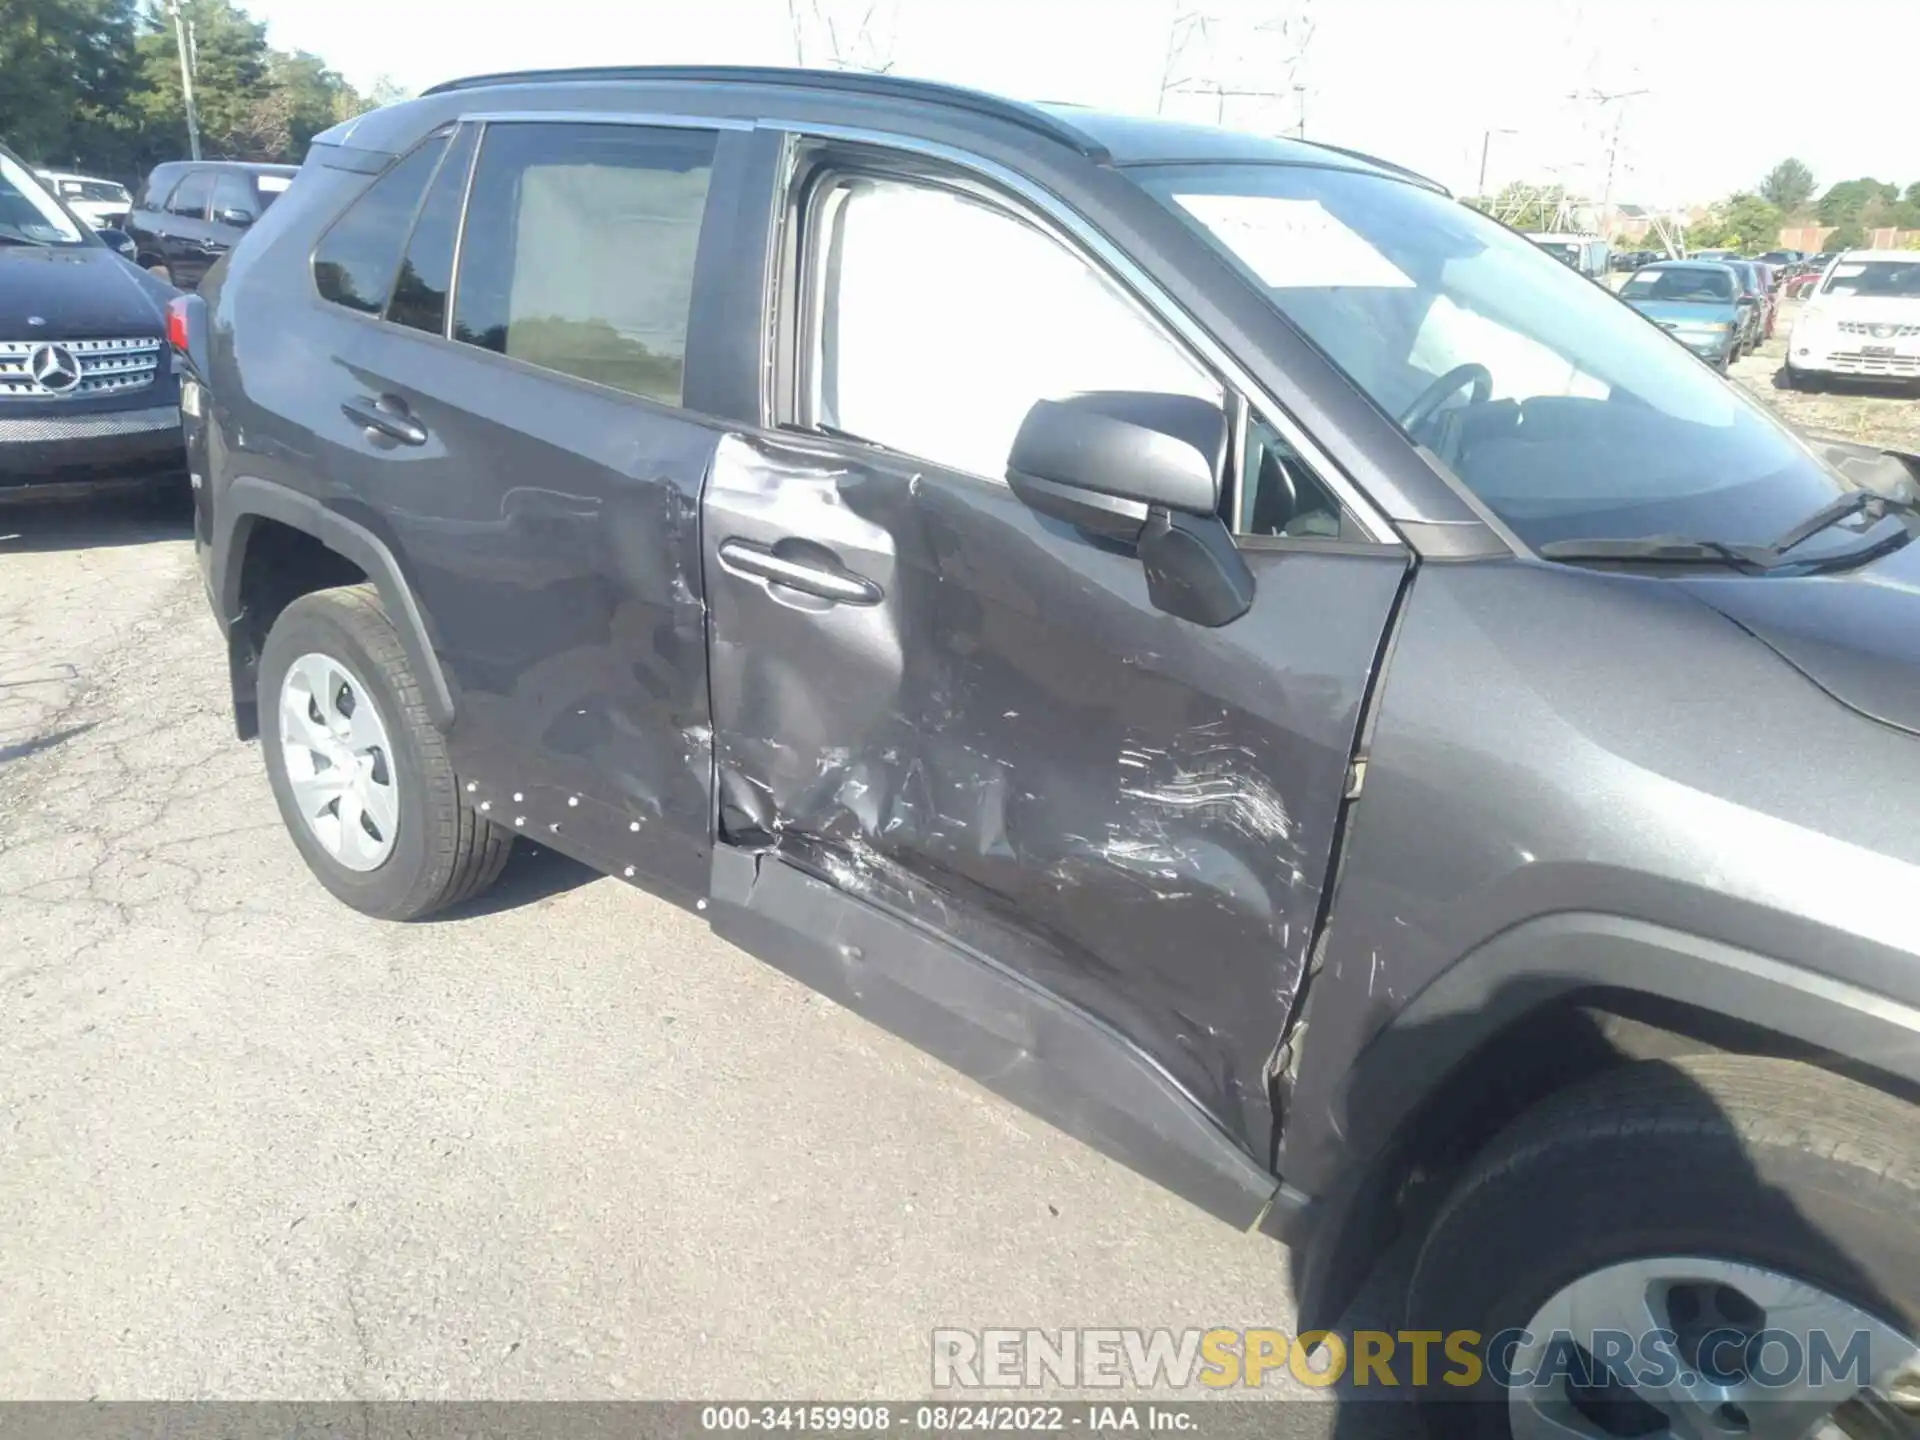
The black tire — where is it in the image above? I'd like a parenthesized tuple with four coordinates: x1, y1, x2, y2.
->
(258, 583, 510, 920)
(1406, 1055, 1920, 1438)
(1786, 366, 1819, 392)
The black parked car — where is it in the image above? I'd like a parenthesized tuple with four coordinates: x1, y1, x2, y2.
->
(176, 68, 1920, 1430)
(126, 160, 297, 289)
(0, 141, 184, 503)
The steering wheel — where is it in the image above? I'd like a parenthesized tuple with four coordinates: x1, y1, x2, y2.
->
(1400, 363, 1494, 434)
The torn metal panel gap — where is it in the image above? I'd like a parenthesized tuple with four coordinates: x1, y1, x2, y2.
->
(1263, 558, 1420, 1166)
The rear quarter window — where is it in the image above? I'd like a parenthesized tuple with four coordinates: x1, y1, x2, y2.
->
(312, 132, 452, 315)
(449, 121, 718, 407)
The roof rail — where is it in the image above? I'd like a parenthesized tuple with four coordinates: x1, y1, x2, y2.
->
(1301, 140, 1449, 195)
(421, 65, 1109, 160)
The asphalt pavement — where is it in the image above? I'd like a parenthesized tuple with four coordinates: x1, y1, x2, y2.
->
(0, 491, 1415, 1432)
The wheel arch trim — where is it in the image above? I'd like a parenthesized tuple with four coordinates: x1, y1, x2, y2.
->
(216, 475, 456, 728)
(1371, 913, 1920, 1108)
(1287, 912, 1920, 1327)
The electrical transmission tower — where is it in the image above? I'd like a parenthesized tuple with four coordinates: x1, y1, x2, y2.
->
(786, 0, 900, 73)
(1157, 2, 1315, 136)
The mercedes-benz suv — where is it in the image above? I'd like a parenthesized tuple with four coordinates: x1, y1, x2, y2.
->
(0, 141, 184, 504)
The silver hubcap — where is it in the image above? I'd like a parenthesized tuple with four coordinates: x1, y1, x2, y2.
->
(1511, 1257, 1920, 1440)
(278, 651, 399, 872)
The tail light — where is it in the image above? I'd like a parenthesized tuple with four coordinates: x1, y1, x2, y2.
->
(166, 294, 191, 353)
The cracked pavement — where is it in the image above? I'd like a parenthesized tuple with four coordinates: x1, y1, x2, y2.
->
(0, 494, 1409, 1423)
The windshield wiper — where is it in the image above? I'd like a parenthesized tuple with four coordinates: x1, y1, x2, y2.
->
(0, 233, 52, 248)
(1767, 488, 1920, 558)
(1541, 491, 1920, 576)
(1536, 535, 1774, 571)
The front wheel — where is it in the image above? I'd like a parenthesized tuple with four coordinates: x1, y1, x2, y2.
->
(259, 584, 510, 920)
(1407, 1055, 1920, 1439)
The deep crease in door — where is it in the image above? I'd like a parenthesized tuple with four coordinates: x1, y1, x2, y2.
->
(703, 429, 1405, 1147)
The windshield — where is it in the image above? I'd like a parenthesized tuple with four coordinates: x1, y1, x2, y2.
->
(1136, 162, 1855, 550)
(60, 179, 130, 204)
(0, 153, 85, 244)
(1535, 241, 1580, 266)
(1621, 267, 1734, 302)
(1821, 260, 1920, 299)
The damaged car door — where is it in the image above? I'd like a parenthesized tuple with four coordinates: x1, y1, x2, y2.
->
(702, 156, 1408, 1150)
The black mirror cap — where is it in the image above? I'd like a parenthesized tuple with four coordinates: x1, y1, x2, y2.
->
(1139, 508, 1255, 627)
(96, 227, 136, 260)
(1007, 391, 1225, 519)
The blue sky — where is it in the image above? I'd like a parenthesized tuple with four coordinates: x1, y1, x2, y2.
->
(248, 0, 1918, 207)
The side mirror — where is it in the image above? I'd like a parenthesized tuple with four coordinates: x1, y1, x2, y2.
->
(1007, 391, 1254, 628)
(218, 207, 255, 227)
(96, 227, 137, 261)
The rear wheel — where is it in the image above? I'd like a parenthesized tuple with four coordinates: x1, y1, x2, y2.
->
(1407, 1055, 1920, 1440)
(259, 584, 510, 920)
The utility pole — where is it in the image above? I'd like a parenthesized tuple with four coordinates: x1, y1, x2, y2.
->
(1293, 83, 1306, 138)
(169, 0, 203, 161)
(1570, 87, 1648, 236)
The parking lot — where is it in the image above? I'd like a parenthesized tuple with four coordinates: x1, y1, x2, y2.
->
(2, 319, 1914, 1408)
(1733, 297, 1920, 452)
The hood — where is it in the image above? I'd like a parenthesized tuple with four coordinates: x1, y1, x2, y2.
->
(1628, 298, 1740, 327)
(1800, 294, 1920, 327)
(0, 244, 171, 341)
(1679, 476, 1920, 738)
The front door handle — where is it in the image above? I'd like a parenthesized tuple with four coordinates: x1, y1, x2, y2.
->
(343, 394, 427, 446)
(717, 537, 882, 605)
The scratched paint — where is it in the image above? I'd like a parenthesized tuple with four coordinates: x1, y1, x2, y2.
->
(701, 429, 1408, 1150)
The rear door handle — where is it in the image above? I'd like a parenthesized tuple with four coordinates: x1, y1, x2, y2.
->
(343, 394, 427, 446)
(717, 537, 882, 605)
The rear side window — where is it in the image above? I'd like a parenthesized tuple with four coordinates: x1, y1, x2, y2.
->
(451, 122, 717, 406)
(209, 171, 256, 222)
(313, 132, 450, 315)
(166, 171, 211, 218)
(387, 126, 477, 337)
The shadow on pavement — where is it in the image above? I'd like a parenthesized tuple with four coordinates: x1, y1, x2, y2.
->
(0, 483, 193, 555)
(427, 838, 600, 922)
(0, 720, 98, 765)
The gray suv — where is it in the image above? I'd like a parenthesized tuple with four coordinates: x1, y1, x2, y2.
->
(176, 67, 1920, 1432)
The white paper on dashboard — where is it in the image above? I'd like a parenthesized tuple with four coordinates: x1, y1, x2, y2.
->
(1173, 194, 1415, 289)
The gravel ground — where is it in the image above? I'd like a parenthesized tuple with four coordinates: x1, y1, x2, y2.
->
(0, 492, 1413, 1432)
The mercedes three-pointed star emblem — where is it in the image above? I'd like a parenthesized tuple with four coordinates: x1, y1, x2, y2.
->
(27, 342, 82, 394)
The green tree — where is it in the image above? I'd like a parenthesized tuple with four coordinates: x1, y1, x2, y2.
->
(1817, 177, 1899, 226)
(1824, 221, 1867, 252)
(1690, 194, 1781, 253)
(130, 0, 272, 159)
(1905, 182, 1920, 208)
(227, 49, 359, 157)
(1760, 158, 1815, 214)
(0, 0, 142, 167)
